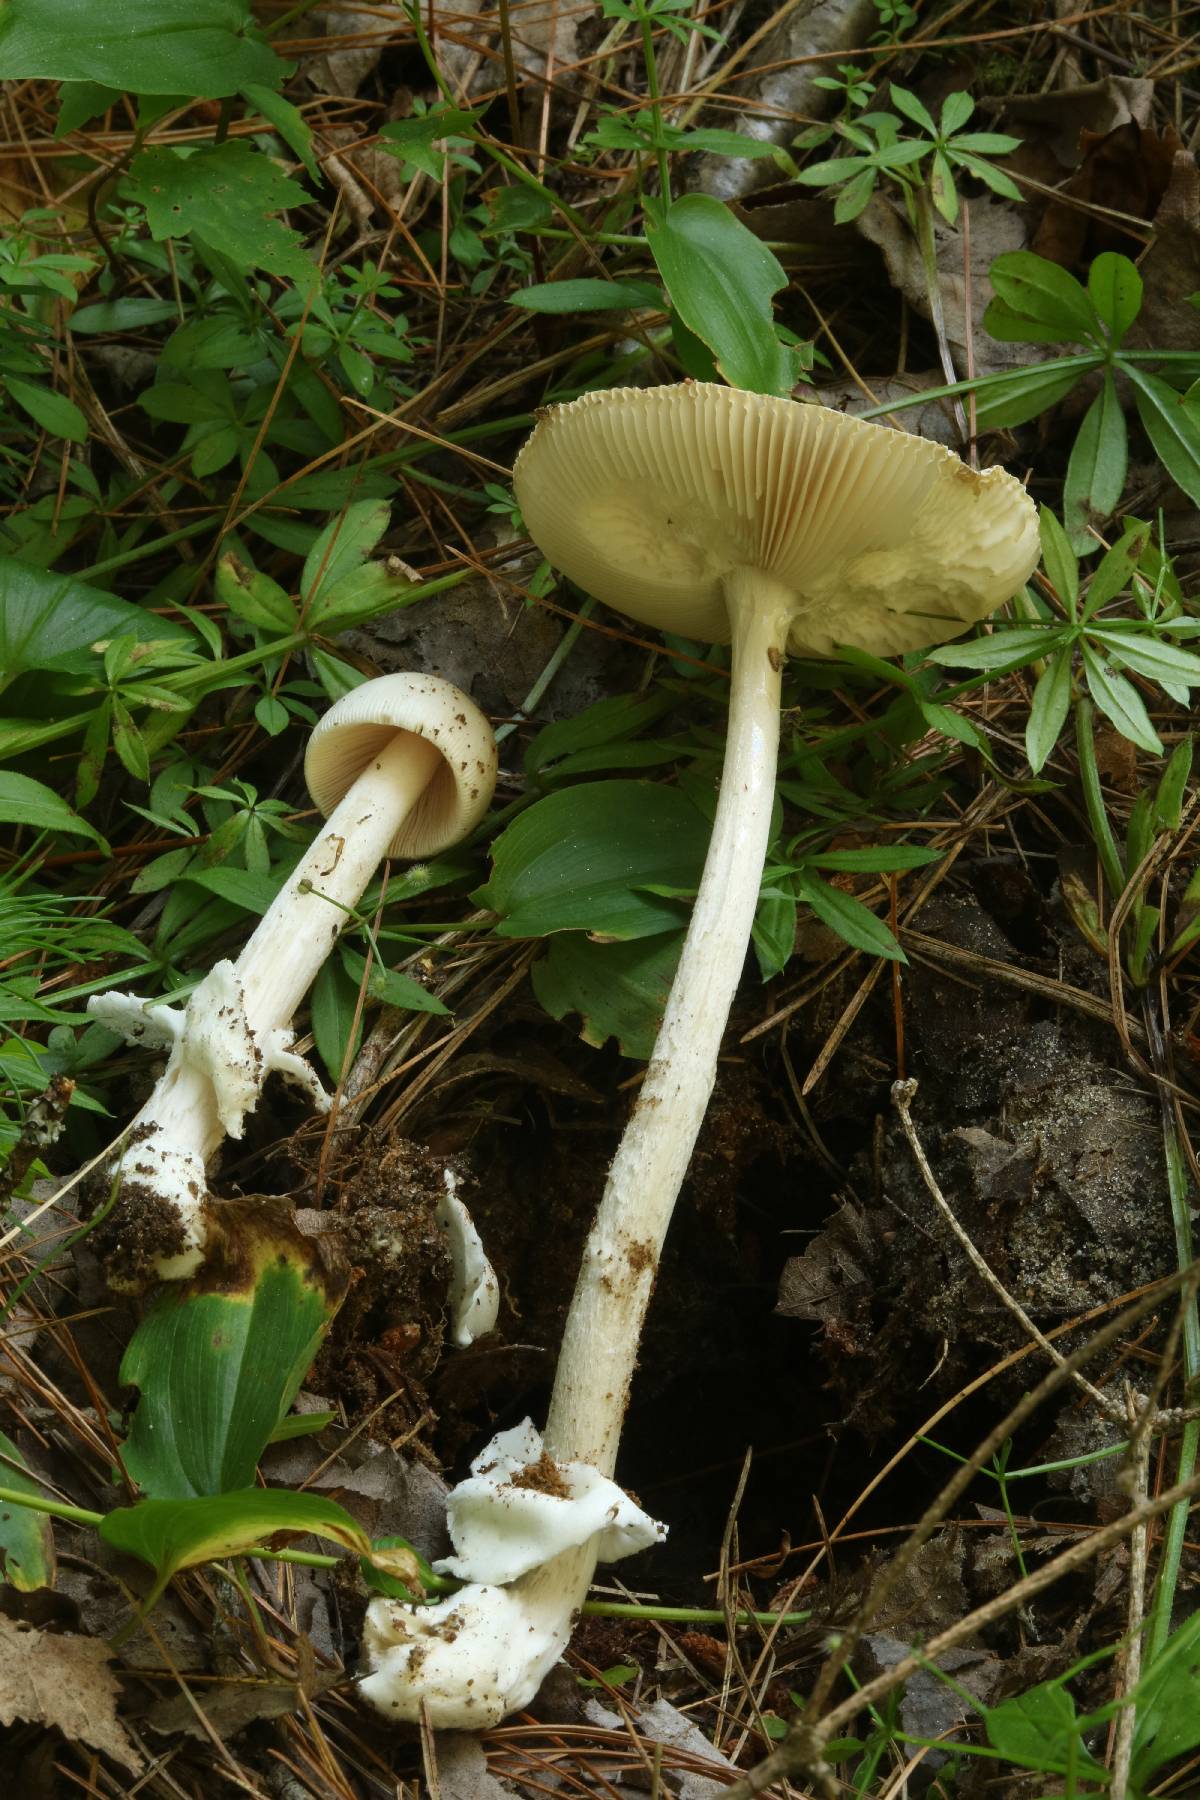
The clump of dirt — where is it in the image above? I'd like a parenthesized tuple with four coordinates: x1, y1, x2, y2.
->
(298, 1133, 458, 1451)
(509, 1450, 571, 1497)
(778, 881, 1172, 1433)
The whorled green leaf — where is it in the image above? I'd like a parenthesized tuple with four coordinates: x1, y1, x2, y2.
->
(1127, 368, 1200, 507)
(1025, 648, 1073, 775)
(973, 359, 1092, 432)
(127, 142, 314, 287)
(0, 0, 286, 97)
(0, 1431, 56, 1590)
(100, 1487, 369, 1610)
(475, 780, 710, 941)
(985, 251, 1098, 344)
(301, 498, 391, 612)
(5, 376, 88, 443)
(215, 555, 299, 634)
(645, 194, 799, 395)
(1038, 505, 1079, 611)
(532, 929, 683, 1058)
(1082, 644, 1161, 754)
(1063, 375, 1127, 553)
(1087, 251, 1142, 343)
(120, 1205, 345, 1500)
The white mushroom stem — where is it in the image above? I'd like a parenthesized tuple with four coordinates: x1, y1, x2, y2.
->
(546, 571, 790, 1474)
(365, 576, 792, 1726)
(93, 733, 442, 1278)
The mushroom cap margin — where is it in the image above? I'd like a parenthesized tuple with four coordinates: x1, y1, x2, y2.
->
(304, 672, 498, 859)
(513, 383, 1039, 657)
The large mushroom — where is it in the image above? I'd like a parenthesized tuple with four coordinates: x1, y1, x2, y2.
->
(90, 673, 499, 1290)
(360, 383, 1039, 1725)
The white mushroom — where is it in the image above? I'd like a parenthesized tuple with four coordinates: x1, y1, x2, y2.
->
(91, 674, 499, 1286)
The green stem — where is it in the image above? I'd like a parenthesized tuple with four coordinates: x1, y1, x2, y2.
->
(495, 597, 594, 743)
(1074, 695, 1126, 900)
(637, 7, 672, 202)
(580, 1601, 811, 1625)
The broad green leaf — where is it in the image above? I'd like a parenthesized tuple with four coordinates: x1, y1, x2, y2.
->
(796, 871, 904, 962)
(510, 278, 663, 314)
(1038, 506, 1078, 610)
(0, 0, 285, 96)
(986, 251, 1098, 343)
(128, 143, 315, 287)
(1088, 251, 1142, 343)
(974, 359, 1091, 431)
(1083, 645, 1161, 754)
(1025, 648, 1072, 774)
(0, 771, 105, 844)
(526, 692, 670, 779)
(215, 555, 299, 633)
(532, 930, 683, 1059)
(808, 845, 942, 873)
(340, 946, 450, 1016)
(301, 499, 391, 609)
(100, 1487, 369, 1608)
(476, 780, 710, 940)
(1063, 376, 1127, 552)
(5, 376, 88, 443)
(645, 194, 798, 395)
(984, 1684, 1095, 1773)
(181, 865, 283, 912)
(0, 559, 190, 682)
(121, 1209, 344, 1499)
(1127, 368, 1200, 506)
(307, 560, 421, 631)
(0, 1431, 55, 1590)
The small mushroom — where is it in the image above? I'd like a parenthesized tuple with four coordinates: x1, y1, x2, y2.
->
(360, 386, 1038, 1726)
(90, 674, 499, 1285)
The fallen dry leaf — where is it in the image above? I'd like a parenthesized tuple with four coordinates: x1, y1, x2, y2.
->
(0, 1616, 142, 1774)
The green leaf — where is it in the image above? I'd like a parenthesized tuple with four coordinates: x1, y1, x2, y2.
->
(1038, 506, 1078, 611)
(752, 885, 796, 980)
(128, 142, 315, 287)
(925, 625, 1063, 672)
(808, 845, 942, 873)
(181, 865, 282, 912)
(510, 278, 663, 313)
(526, 692, 670, 779)
(986, 250, 1098, 343)
(121, 1209, 344, 1499)
(476, 780, 710, 941)
(215, 555, 299, 632)
(532, 930, 683, 1059)
(5, 376, 88, 443)
(242, 82, 321, 184)
(1088, 626, 1200, 688)
(1082, 644, 1161, 754)
(1063, 376, 1127, 552)
(301, 499, 391, 610)
(1087, 251, 1142, 343)
(1154, 735, 1192, 832)
(984, 1684, 1094, 1773)
(1025, 648, 1072, 774)
(0, 770, 105, 844)
(0, 0, 286, 96)
(888, 84, 937, 135)
(311, 954, 362, 1083)
(974, 359, 1091, 431)
(100, 1487, 369, 1608)
(254, 693, 289, 736)
(940, 90, 974, 135)
(949, 151, 1022, 202)
(796, 871, 904, 962)
(307, 560, 420, 631)
(1131, 1610, 1200, 1786)
(1127, 368, 1200, 507)
(645, 194, 798, 395)
(0, 1431, 55, 1590)
(69, 296, 179, 333)
(378, 106, 483, 178)
(340, 947, 450, 1016)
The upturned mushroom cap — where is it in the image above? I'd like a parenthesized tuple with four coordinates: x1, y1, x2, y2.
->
(305, 673, 498, 859)
(513, 384, 1040, 658)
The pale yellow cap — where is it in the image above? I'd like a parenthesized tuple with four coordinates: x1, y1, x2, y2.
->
(513, 384, 1039, 658)
(305, 673, 498, 859)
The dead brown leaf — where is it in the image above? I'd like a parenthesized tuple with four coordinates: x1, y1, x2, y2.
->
(0, 1616, 142, 1774)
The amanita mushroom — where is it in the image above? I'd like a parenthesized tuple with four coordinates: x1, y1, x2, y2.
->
(362, 384, 1039, 1725)
(90, 673, 499, 1289)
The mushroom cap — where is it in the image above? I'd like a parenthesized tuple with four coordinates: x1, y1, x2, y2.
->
(513, 384, 1040, 658)
(305, 673, 498, 859)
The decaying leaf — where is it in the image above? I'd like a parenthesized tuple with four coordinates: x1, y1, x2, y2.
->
(0, 1616, 142, 1773)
